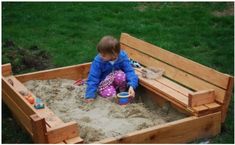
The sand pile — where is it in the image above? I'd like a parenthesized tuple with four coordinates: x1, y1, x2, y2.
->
(24, 79, 186, 143)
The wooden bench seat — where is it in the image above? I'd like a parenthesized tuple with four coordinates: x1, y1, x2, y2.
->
(135, 67, 221, 116)
(120, 33, 233, 121)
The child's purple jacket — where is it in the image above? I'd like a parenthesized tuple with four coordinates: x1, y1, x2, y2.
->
(85, 50, 139, 99)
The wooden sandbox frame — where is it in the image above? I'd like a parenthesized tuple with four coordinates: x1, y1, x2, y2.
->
(2, 33, 234, 143)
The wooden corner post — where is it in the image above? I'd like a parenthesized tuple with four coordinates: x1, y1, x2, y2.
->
(221, 76, 234, 123)
(2, 63, 12, 76)
(30, 114, 48, 143)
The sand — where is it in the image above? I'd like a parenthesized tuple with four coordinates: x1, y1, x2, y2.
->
(24, 79, 186, 143)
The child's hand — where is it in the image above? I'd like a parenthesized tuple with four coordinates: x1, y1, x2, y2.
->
(84, 98, 94, 103)
(128, 86, 135, 98)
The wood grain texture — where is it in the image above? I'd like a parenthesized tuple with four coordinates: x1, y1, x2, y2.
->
(96, 112, 221, 143)
(120, 33, 229, 89)
(2, 63, 12, 76)
(188, 89, 215, 107)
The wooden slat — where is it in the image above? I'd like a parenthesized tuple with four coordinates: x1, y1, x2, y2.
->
(139, 81, 195, 115)
(121, 44, 226, 103)
(30, 114, 48, 143)
(15, 63, 91, 83)
(36, 109, 64, 128)
(2, 89, 33, 136)
(138, 85, 192, 116)
(192, 105, 209, 113)
(64, 137, 83, 144)
(221, 76, 234, 123)
(2, 77, 35, 116)
(5, 76, 64, 127)
(156, 77, 193, 96)
(205, 103, 221, 111)
(47, 121, 79, 143)
(136, 71, 188, 106)
(2, 63, 12, 76)
(188, 89, 215, 107)
(135, 67, 193, 96)
(96, 112, 221, 143)
(120, 33, 230, 89)
(192, 102, 221, 117)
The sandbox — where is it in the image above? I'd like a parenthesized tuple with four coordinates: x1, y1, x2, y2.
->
(2, 33, 232, 143)
(2, 62, 224, 144)
(23, 79, 186, 143)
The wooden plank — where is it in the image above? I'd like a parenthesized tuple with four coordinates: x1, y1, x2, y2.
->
(192, 105, 209, 113)
(2, 63, 12, 76)
(136, 71, 189, 106)
(221, 76, 234, 123)
(188, 89, 215, 107)
(15, 63, 91, 83)
(135, 67, 193, 96)
(205, 103, 221, 112)
(156, 77, 193, 96)
(95, 112, 221, 143)
(2, 77, 35, 116)
(120, 33, 229, 89)
(64, 137, 83, 144)
(192, 103, 221, 117)
(46, 121, 79, 143)
(4, 76, 64, 127)
(137, 84, 193, 115)
(30, 114, 48, 143)
(194, 107, 221, 117)
(2, 89, 33, 136)
(121, 44, 226, 103)
(139, 80, 195, 115)
(36, 108, 64, 128)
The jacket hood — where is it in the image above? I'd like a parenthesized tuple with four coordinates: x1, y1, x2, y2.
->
(94, 50, 128, 63)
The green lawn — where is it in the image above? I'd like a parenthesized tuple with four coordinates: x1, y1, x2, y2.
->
(2, 2, 234, 143)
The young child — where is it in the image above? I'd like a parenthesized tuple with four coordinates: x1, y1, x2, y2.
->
(85, 35, 138, 102)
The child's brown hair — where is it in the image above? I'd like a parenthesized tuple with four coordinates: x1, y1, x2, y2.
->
(97, 36, 120, 56)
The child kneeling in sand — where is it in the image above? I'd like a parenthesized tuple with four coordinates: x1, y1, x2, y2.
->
(85, 36, 139, 102)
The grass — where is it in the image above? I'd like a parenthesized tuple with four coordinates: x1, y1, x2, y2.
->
(2, 2, 234, 143)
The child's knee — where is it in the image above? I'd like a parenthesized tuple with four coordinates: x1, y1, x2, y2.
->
(99, 85, 116, 98)
(114, 70, 126, 85)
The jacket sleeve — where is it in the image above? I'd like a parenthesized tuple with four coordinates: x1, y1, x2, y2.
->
(85, 61, 102, 99)
(122, 57, 139, 89)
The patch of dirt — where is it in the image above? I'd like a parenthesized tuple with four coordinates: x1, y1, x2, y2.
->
(212, 3, 234, 17)
(2, 40, 54, 73)
(134, 3, 149, 12)
(24, 79, 186, 143)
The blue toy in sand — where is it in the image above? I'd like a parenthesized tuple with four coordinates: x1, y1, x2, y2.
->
(34, 98, 45, 109)
(116, 92, 132, 105)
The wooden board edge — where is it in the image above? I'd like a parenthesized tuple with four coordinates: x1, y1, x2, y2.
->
(15, 62, 91, 83)
(121, 43, 226, 104)
(120, 33, 229, 89)
(95, 112, 221, 143)
(188, 89, 215, 107)
(221, 76, 234, 123)
(2, 77, 36, 115)
(30, 114, 48, 143)
(2, 89, 33, 136)
(63, 137, 84, 144)
(139, 81, 195, 115)
(46, 121, 79, 143)
(2, 63, 12, 76)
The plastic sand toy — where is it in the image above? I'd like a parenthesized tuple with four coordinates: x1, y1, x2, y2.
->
(116, 92, 131, 105)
